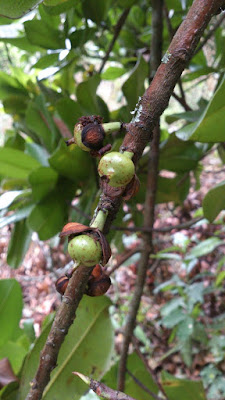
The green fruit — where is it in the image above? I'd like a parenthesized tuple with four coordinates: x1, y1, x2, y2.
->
(74, 123, 90, 152)
(98, 151, 135, 187)
(68, 234, 102, 266)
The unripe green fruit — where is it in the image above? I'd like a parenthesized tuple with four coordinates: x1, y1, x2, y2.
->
(68, 234, 102, 266)
(74, 123, 90, 152)
(98, 151, 135, 187)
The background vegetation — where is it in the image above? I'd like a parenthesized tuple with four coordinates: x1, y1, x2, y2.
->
(0, 1, 225, 399)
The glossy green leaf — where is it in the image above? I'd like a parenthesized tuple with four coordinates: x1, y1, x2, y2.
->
(0, 204, 34, 229)
(7, 220, 32, 269)
(101, 67, 126, 80)
(203, 180, 225, 222)
(24, 19, 65, 50)
(0, 190, 24, 210)
(25, 143, 49, 167)
(56, 98, 82, 132)
(156, 175, 190, 204)
(162, 371, 206, 400)
(81, 0, 111, 24)
(43, 0, 74, 15)
(69, 27, 96, 49)
(0, 279, 23, 347)
(32, 53, 59, 69)
(25, 94, 60, 152)
(159, 134, 202, 172)
(29, 167, 58, 201)
(27, 190, 67, 240)
(186, 237, 223, 260)
(176, 74, 225, 142)
(0, 36, 41, 53)
(49, 140, 92, 182)
(122, 56, 148, 111)
(76, 74, 101, 115)
(0, 148, 40, 179)
(0, 71, 27, 101)
(102, 353, 158, 400)
(19, 296, 113, 400)
(0, 0, 42, 18)
(0, 341, 27, 374)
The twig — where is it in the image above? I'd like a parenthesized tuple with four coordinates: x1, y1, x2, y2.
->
(113, 217, 203, 233)
(26, 265, 92, 400)
(195, 12, 225, 55)
(70, 204, 92, 221)
(117, 2, 164, 391)
(132, 336, 168, 399)
(126, 369, 162, 400)
(107, 246, 143, 276)
(73, 372, 137, 400)
(98, 8, 130, 74)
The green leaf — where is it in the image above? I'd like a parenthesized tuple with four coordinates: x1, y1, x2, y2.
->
(162, 371, 206, 400)
(43, 0, 75, 15)
(0, 36, 41, 53)
(19, 296, 113, 400)
(122, 56, 148, 111)
(29, 167, 58, 201)
(0, 71, 27, 101)
(203, 180, 225, 222)
(56, 98, 82, 132)
(27, 190, 67, 240)
(162, 309, 186, 328)
(176, 74, 225, 142)
(76, 74, 101, 115)
(0, 279, 23, 347)
(159, 134, 202, 172)
(24, 19, 65, 50)
(102, 353, 158, 400)
(176, 316, 194, 341)
(25, 142, 49, 167)
(0, 341, 27, 374)
(0, 0, 42, 18)
(186, 238, 223, 259)
(81, 0, 111, 24)
(0, 148, 41, 179)
(0, 203, 34, 229)
(25, 94, 60, 152)
(32, 53, 59, 69)
(0, 190, 25, 210)
(101, 67, 126, 80)
(216, 271, 225, 287)
(49, 140, 92, 182)
(7, 220, 32, 268)
(69, 27, 96, 49)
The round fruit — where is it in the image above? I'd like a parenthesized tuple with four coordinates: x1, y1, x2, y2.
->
(68, 234, 102, 266)
(98, 152, 135, 187)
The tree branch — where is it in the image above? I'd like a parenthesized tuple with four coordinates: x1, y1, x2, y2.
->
(113, 217, 203, 233)
(98, 8, 130, 74)
(195, 11, 225, 55)
(73, 372, 137, 400)
(117, 0, 163, 390)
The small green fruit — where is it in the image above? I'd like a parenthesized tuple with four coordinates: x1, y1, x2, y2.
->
(98, 151, 135, 187)
(74, 123, 90, 152)
(68, 234, 102, 266)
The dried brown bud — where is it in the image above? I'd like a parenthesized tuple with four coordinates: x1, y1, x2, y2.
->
(82, 123, 105, 151)
(86, 272, 111, 297)
(55, 275, 69, 295)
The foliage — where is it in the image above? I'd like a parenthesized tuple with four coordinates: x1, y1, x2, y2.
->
(0, 0, 225, 399)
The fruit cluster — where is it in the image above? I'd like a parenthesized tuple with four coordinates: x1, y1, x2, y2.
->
(56, 115, 139, 297)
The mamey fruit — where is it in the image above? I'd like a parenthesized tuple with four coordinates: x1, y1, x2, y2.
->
(68, 234, 102, 266)
(98, 151, 135, 187)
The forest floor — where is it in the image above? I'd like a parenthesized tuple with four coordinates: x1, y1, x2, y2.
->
(0, 150, 225, 385)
